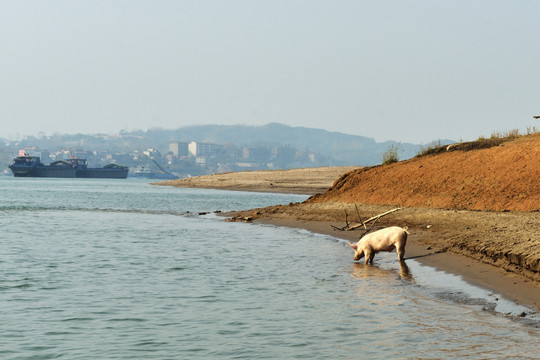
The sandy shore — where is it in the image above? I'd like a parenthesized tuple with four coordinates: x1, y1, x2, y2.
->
(154, 167, 358, 195)
(155, 168, 540, 311)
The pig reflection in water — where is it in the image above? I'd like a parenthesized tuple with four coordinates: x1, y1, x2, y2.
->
(351, 261, 413, 282)
(347, 226, 408, 264)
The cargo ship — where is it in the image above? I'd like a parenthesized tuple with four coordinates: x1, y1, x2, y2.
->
(9, 156, 128, 179)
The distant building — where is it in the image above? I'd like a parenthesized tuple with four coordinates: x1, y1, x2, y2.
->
(195, 156, 206, 165)
(188, 142, 223, 157)
(242, 147, 250, 160)
(169, 141, 189, 157)
(143, 148, 160, 158)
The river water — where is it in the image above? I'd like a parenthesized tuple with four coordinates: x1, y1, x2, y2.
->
(0, 178, 538, 359)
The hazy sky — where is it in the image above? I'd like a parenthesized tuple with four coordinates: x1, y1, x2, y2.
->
(1, 0, 539, 143)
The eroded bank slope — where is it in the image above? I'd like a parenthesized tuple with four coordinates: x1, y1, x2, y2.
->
(310, 133, 539, 212)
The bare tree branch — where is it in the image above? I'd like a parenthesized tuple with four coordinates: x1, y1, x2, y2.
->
(331, 207, 403, 232)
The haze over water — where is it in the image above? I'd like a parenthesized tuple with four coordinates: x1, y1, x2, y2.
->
(1, 178, 538, 359)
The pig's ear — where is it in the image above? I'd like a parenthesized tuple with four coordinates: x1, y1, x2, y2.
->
(347, 243, 358, 250)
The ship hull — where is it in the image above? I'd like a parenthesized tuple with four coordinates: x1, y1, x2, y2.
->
(76, 168, 129, 179)
(9, 164, 77, 178)
(9, 156, 128, 179)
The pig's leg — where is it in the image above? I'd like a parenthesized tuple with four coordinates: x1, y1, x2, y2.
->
(398, 232, 408, 262)
(366, 251, 375, 264)
(397, 243, 406, 262)
(364, 251, 372, 265)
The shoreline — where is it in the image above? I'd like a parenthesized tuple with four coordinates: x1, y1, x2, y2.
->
(248, 216, 540, 312)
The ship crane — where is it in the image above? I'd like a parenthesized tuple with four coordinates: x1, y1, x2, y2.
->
(151, 159, 173, 175)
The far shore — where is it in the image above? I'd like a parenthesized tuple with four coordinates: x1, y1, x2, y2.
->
(153, 166, 358, 195)
(155, 168, 540, 311)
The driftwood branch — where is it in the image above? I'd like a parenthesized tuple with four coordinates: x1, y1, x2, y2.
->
(344, 210, 350, 229)
(331, 210, 353, 231)
(354, 204, 365, 229)
(331, 207, 403, 232)
(347, 207, 402, 231)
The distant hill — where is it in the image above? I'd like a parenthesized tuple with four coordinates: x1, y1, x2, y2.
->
(6, 123, 443, 166)
(132, 123, 427, 165)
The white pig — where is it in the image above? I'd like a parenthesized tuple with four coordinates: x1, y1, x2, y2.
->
(347, 226, 408, 264)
